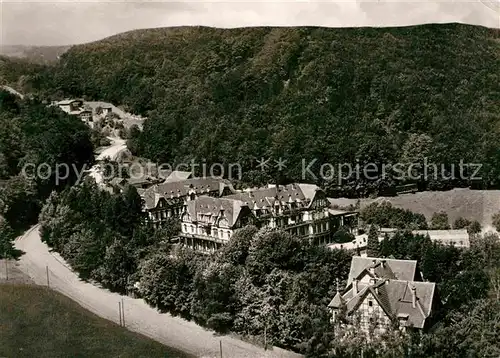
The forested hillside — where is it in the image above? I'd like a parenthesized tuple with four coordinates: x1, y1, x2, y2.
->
(0, 90, 94, 256)
(28, 24, 500, 195)
(0, 56, 44, 91)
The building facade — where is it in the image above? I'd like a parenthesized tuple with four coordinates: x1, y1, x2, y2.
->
(328, 257, 436, 337)
(225, 183, 334, 244)
(179, 196, 256, 252)
(56, 99, 83, 113)
(140, 177, 235, 229)
(328, 228, 470, 255)
(178, 183, 358, 253)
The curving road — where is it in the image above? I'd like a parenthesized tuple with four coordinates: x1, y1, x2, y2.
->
(14, 226, 303, 358)
(96, 136, 127, 161)
(88, 136, 128, 185)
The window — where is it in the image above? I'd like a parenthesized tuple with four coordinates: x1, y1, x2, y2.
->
(368, 300, 373, 307)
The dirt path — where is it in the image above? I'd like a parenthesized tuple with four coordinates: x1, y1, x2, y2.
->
(14, 226, 303, 358)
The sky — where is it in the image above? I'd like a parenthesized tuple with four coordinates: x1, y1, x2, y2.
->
(1, 0, 499, 46)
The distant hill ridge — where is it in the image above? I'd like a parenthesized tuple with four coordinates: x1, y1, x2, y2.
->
(0, 45, 71, 64)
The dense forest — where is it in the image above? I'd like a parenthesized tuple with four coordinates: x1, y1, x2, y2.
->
(39, 181, 500, 357)
(24, 24, 500, 196)
(0, 90, 94, 257)
(0, 56, 44, 91)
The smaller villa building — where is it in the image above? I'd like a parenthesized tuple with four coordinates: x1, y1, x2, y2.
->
(328, 257, 436, 337)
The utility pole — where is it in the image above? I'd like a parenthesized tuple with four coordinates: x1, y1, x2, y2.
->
(264, 321, 267, 351)
(121, 298, 125, 327)
(4, 255, 8, 281)
(219, 340, 222, 358)
(118, 301, 122, 326)
(46, 266, 50, 287)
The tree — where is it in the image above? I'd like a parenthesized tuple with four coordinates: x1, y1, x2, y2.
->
(332, 226, 355, 244)
(454, 217, 481, 234)
(0, 218, 17, 258)
(467, 220, 481, 235)
(220, 225, 258, 266)
(430, 211, 450, 230)
(95, 236, 136, 293)
(492, 212, 500, 232)
(246, 228, 306, 281)
(366, 224, 379, 257)
(360, 202, 427, 230)
(418, 299, 500, 358)
(453, 217, 471, 229)
(400, 133, 433, 183)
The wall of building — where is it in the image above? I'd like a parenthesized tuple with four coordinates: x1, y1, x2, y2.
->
(357, 292, 392, 336)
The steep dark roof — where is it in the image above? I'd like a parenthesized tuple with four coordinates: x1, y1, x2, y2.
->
(184, 196, 250, 227)
(164, 170, 193, 182)
(348, 257, 418, 283)
(331, 256, 435, 329)
(341, 279, 435, 329)
(225, 183, 321, 210)
(141, 177, 234, 210)
(328, 291, 345, 309)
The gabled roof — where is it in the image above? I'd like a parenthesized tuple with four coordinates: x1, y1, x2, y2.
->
(328, 291, 345, 309)
(348, 257, 418, 283)
(345, 279, 435, 329)
(184, 196, 251, 228)
(226, 183, 322, 211)
(141, 177, 234, 210)
(128, 176, 155, 186)
(328, 208, 358, 216)
(412, 229, 470, 246)
(331, 256, 436, 329)
(57, 99, 81, 105)
(164, 170, 193, 183)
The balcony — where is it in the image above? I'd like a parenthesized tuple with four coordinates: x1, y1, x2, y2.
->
(179, 232, 228, 245)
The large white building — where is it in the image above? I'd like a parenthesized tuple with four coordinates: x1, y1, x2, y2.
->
(179, 183, 356, 252)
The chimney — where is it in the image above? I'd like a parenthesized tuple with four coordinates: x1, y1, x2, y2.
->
(381, 260, 386, 268)
(249, 191, 253, 198)
(353, 279, 358, 295)
(411, 285, 416, 308)
(369, 260, 376, 276)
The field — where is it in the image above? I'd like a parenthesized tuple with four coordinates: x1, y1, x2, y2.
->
(329, 188, 500, 231)
(0, 284, 192, 358)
